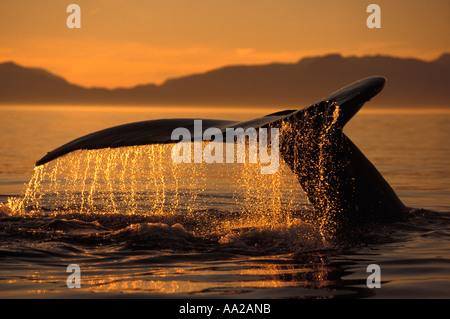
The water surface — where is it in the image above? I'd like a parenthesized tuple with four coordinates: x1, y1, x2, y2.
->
(0, 105, 449, 299)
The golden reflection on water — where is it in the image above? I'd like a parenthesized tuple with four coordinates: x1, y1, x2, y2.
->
(0, 255, 336, 296)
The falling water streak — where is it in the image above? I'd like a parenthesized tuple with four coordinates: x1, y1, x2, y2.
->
(14, 168, 36, 213)
(80, 152, 93, 212)
(317, 103, 340, 238)
(120, 150, 130, 212)
(158, 145, 166, 213)
(129, 147, 137, 214)
(186, 146, 198, 214)
(149, 145, 160, 212)
(129, 147, 138, 214)
(161, 145, 176, 214)
(105, 150, 117, 213)
(67, 152, 82, 210)
(34, 164, 46, 211)
(272, 168, 282, 222)
(198, 142, 209, 210)
(88, 152, 101, 210)
(6, 140, 316, 240)
(279, 121, 296, 217)
(28, 165, 44, 212)
(170, 151, 180, 212)
(242, 159, 254, 218)
(9, 165, 41, 213)
(50, 160, 60, 210)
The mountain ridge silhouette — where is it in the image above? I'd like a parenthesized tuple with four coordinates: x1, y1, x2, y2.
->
(1, 53, 449, 107)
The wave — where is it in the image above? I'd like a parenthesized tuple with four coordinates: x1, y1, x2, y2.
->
(2, 200, 449, 258)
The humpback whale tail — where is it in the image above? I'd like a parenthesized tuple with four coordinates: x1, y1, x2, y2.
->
(275, 77, 407, 234)
(35, 76, 407, 235)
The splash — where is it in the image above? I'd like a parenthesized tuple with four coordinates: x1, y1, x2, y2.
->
(7, 105, 347, 239)
(7, 141, 309, 234)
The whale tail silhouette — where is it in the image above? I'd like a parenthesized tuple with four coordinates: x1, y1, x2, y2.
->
(275, 77, 407, 233)
(35, 76, 407, 234)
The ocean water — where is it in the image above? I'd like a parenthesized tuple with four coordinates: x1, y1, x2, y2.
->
(0, 105, 449, 299)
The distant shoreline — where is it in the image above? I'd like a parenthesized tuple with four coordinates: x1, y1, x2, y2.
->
(1, 53, 449, 107)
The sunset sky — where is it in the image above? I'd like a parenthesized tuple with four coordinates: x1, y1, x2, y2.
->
(0, 0, 449, 88)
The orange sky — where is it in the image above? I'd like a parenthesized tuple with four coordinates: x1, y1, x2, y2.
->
(0, 0, 449, 88)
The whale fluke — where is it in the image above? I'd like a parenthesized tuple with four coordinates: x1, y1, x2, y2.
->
(273, 76, 407, 232)
(35, 76, 407, 233)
